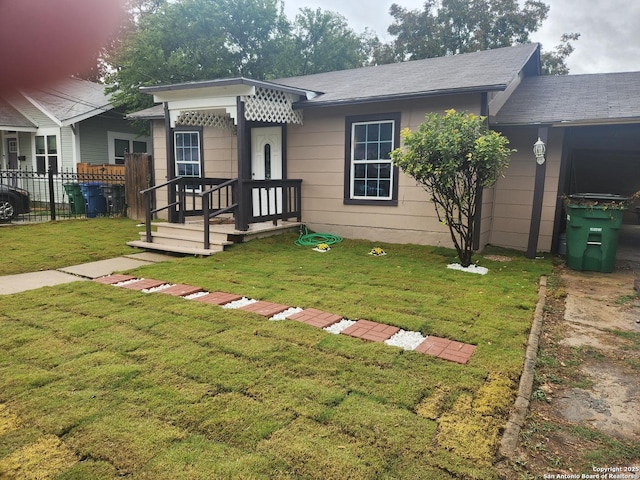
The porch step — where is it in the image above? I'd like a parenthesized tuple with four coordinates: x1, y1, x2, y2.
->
(126, 240, 223, 256)
(154, 222, 232, 244)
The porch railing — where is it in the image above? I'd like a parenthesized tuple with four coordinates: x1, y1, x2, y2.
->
(141, 177, 302, 250)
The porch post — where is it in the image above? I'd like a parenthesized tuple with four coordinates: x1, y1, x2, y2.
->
(526, 126, 549, 259)
(235, 96, 250, 231)
(164, 102, 177, 223)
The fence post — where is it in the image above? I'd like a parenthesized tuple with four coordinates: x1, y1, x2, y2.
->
(48, 167, 56, 221)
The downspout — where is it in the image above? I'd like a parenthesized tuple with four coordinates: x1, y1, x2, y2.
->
(472, 92, 489, 251)
(235, 96, 249, 231)
(164, 102, 177, 223)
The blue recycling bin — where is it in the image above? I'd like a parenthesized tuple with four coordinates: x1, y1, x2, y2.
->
(80, 182, 107, 218)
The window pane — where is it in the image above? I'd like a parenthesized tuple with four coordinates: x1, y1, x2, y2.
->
(380, 142, 392, 159)
(354, 164, 366, 178)
(133, 141, 147, 153)
(36, 136, 45, 155)
(36, 156, 46, 174)
(366, 163, 378, 178)
(176, 134, 183, 147)
(379, 163, 391, 179)
(47, 136, 57, 154)
(354, 180, 365, 196)
(380, 122, 393, 141)
(115, 139, 129, 157)
(367, 124, 379, 141)
(379, 180, 391, 197)
(353, 144, 365, 160)
(366, 144, 379, 160)
(49, 157, 58, 174)
(354, 125, 366, 143)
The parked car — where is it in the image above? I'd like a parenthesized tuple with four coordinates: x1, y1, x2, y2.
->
(0, 185, 31, 221)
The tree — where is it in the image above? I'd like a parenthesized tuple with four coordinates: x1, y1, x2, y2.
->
(373, 0, 578, 75)
(105, 0, 291, 114)
(540, 32, 581, 75)
(105, 0, 371, 114)
(282, 8, 369, 77)
(391, 110, 513, 267)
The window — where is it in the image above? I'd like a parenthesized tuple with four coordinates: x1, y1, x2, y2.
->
(35, 134, 58, 174)
(108, 132, 150, 164)
(174, 131, 202, 177)
(345, 113, 400, 205)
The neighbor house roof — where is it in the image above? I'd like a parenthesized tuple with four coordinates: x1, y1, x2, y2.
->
(276, 43, 540, 107)
(21, 77, 114, 126)
(492, 72, 640, 126)
(0, 98, 36, 131)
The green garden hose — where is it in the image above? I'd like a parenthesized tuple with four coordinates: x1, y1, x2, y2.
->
(294, 225, 343, 247)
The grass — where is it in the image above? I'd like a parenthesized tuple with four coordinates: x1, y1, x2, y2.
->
(0, 218, 141, 275)
(0, 223, 552, 479)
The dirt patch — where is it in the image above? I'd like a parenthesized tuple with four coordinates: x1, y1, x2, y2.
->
(504, 263, 640, 478)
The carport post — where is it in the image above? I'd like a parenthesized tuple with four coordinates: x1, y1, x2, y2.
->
(526, 127, 549, 259)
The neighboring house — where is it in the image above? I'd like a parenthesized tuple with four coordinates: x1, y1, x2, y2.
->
(0, 77, 150, 173)
(127, 43, 640, 256)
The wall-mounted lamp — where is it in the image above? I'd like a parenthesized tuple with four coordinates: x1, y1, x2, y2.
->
(533, 137, 546, 165)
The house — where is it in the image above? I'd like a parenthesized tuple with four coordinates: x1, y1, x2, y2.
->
(126, 43, 640, 257)
(0, 77, 150, 173)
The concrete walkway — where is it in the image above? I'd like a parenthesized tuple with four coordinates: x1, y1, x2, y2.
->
(0, 252, 175, 295)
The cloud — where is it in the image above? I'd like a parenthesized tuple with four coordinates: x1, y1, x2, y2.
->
(284, 0, 640, 73)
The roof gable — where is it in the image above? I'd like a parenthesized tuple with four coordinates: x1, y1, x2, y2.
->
(22, 77, 114, 126)
(492, 72, 640, 126)
(0, 98, 36, 131)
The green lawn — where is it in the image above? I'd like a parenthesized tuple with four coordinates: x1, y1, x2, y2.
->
(0, 222, 551, 479)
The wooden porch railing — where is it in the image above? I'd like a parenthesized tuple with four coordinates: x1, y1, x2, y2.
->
(141, 177, 302, 250)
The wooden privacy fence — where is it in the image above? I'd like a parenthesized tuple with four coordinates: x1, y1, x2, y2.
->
(77, 163, 125, 181)
(125, 153, 153, 221)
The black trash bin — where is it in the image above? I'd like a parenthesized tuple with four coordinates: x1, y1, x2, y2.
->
(80, 182, 107, 218)
(102, 184, 126, 215)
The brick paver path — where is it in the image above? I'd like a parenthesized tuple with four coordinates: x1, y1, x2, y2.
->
(94, 275, 476, 364)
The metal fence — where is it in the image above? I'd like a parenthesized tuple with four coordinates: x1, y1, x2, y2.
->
(0, 168, 127, 223)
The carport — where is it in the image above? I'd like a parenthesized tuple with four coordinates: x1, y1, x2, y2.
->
(492, 72, 640, 260)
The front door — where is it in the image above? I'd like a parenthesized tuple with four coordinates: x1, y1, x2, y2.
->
(6, 138, 18, 169)
(251, 127, 283, 217)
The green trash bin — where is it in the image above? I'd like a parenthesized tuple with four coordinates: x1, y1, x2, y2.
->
(565, 194, 629, 273)
(63, 183, 86, 215)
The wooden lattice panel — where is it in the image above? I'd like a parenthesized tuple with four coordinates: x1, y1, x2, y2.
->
(243, 88, 303, 125)
(176, 112, 237, 131)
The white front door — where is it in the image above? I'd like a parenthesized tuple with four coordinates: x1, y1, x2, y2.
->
(251, 127, 283, 217)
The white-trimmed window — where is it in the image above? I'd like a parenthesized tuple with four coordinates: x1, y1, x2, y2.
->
(344, 113, 400, 205)
(108, 132, 149, 165)
(174, 130, 202, 178)
(35, 131, 59, 174)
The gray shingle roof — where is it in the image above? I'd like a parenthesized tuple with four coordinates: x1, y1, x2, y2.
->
(276, 43, 540, 107)
(0, 98, 35, 129)
(492, 72, 640, 125)
(24, 77, 113, 125)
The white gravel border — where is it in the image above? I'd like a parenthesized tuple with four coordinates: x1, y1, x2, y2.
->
(183, 291, 210, 300)
(142, 284, 174, 293)
(222, 297, 258, 309)
(447, 263, 489, 275)
(323, 319, 355, 334)
(114, 278, 143, 287)
(269, 307, 304, 321)
(384, 330, 427, 350)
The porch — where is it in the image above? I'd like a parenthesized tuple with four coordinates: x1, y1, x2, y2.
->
(127, 176, 302, 255)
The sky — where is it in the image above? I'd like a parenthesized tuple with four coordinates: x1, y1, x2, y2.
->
(283, 0, 640, 74)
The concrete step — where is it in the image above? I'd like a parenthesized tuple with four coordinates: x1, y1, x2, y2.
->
(127, 240, 223, 256)
(153, 223, 231, 243)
